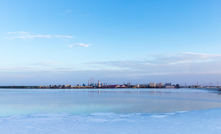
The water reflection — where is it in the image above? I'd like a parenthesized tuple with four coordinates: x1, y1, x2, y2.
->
(0, 88, 221, 116)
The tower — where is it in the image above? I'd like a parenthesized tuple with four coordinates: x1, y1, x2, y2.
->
(98, 80, 100, 87)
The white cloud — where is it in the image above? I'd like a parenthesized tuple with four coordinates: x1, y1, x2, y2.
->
(69, 43, 91, 48)
(4, 31, 73, 39)
(77, 43, 90, 47)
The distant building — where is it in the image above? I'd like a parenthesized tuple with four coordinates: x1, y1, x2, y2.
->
(57, 85, 62, 89)
(165, 83, 171, 86)
(107, 85, 126, 88)
(134, 84, 139, 88)
(149, 83, 156, 88)
(139, 84, 148, 88)
(166, 86, 174, 88)
(175, 84, 180, 88)
(127, 82, 132, 87)
(107, 85, 120, 88)
(98, 80, 101, 87)
(51, 85, 57, 88)
(156, 83, 164, 88)
(120, 85, 126, 88)
(66, 85, 72, 88)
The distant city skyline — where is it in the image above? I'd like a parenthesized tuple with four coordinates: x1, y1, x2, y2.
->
(1, 0, 221, 85)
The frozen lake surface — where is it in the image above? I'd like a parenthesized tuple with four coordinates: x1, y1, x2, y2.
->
(0, 88, 221, 133)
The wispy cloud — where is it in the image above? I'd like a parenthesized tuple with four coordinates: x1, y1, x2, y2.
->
(146, 52, 221, 65)
(35, 61, 61, 66)
(69, 43, 91, 48)
(0, 66, 36, 71)
(4, 31, 73, 39)
(64, 10, 72, 13)
(7, 31, 28, 34)
(87, 52, 221, 74)
(0, 67, 71, 73)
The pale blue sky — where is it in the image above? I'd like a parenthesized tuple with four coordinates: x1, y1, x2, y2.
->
(0, 0, 221, 86)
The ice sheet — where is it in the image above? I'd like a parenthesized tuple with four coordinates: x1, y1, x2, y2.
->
(0, 108, 221, 134)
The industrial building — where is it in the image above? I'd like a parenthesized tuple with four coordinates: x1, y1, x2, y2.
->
(149, 83, 156, 88)
(156, 83, 164, 88)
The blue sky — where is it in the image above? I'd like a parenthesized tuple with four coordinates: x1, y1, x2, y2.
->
(0, 0, 221, 86)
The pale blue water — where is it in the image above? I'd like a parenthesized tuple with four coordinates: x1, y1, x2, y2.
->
(0, 88, 221, 116)
(0, 88, 221, 134)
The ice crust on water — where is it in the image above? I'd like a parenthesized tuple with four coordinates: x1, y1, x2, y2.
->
(0, 109, 221, 134)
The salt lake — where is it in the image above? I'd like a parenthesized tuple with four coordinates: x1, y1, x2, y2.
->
(0, 88, 221, 134)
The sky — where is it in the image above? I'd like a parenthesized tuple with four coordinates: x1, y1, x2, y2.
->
(0, 0, 221, 86)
